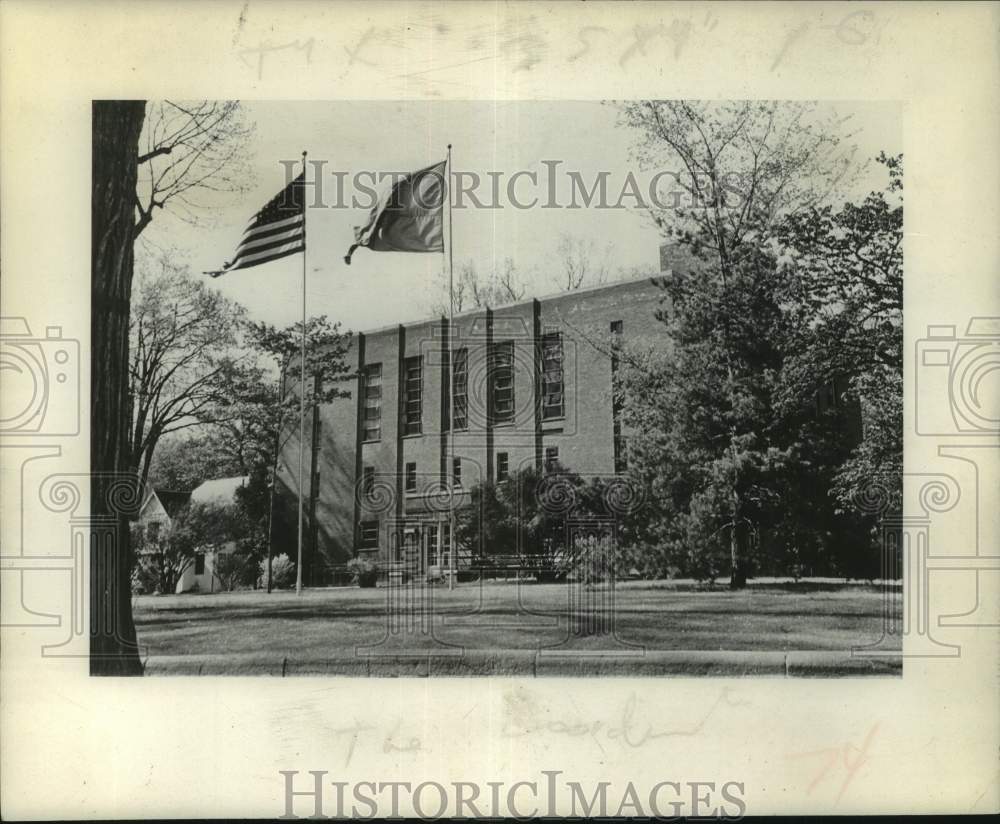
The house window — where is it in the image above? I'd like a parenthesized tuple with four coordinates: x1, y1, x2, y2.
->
(450, 347, 468, 430)
(610, 319, 623, 336)
(541, 332, 564, 420)
(403, 356, 422, 435)
(490, 341, 515, 424)
(544, 446, 559, 472)
(496, 452, 509, 482)
(194, 552, 205, 575)
(405, 462, 417, 493)
(362, 363, 382, 442)
(362, 466, 375, 496)
(359, 520, 379, 549)
(146, 521, 161, 542)
(452, 457, 462, 487)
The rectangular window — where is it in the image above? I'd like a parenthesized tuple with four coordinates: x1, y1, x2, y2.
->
(362, 363, 382, 442)
(359, 520, 379, 549)
(544, 446, 559, 471)
(405, 462, 417, 493)
(403, 356, 422, 435)
(427, 523, 452, 568)
(610, 320, 623, 336)
(496, 452, 509, 482)
(452, 457, 462, 487)
(194, 552, 205, 575)
(362, 466, 375, 495)
(490, 341, 515, 425)
(146, 521, 161, 542)
(541, 332, 564, 420)
(450, 347, 468, 430)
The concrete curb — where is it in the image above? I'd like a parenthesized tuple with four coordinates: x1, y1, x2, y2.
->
(143, 649, 902, 677)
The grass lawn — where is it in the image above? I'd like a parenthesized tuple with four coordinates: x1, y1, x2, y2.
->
(134, 580, 901, 676)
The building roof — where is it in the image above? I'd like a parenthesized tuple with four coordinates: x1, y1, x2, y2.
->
(150, 489, 192, 519)
(190, 476, 249, 505)
(357, 270, 661, 337)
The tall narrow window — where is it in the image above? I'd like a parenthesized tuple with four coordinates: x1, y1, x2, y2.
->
(359, 520, 379, 549)
(496, 452, 509, 482)
(427, 523, 452, 569)
(403, 356, 422, 435)
(611, 320, 626, 472)
(405, 462, 417, 493)
(450, 347, 468, 430)
(490, 341, 515, 425)
(452, 457, 462, 487)
(541, 332, 564, 420)
(362, 466, 375, 495)
(614, 435, 629, 473)
(544, 446, 559, 471)
(194, 552, 205, 575)
(362, 363, 382, 442)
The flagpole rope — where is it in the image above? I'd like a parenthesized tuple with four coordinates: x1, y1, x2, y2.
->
(296, 150, 307, 596)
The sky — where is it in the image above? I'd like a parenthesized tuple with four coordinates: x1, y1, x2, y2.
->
(139, 100, 901, 333)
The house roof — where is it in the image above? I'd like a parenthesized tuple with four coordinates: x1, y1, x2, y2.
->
(151, 489, 192, 519)
(190, 476, 249, 506)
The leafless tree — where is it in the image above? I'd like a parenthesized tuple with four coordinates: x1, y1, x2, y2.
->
(432, 257, 526, 314)
(555, 233, 614, 291)
(134, 100, 255, 237)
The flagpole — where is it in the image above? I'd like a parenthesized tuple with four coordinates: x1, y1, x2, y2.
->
(296, 150, 307, 596)
(446, 144, 456, 592)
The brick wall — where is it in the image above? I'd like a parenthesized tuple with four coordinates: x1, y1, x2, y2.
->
(283, 274, 666, 582)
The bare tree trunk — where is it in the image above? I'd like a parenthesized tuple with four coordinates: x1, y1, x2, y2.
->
(91, 100, 145, 675)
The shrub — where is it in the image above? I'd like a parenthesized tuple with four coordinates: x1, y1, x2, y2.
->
(259, 553, 296, 589)
(346, 556, 379, 588)
(214, 551, 257, 591)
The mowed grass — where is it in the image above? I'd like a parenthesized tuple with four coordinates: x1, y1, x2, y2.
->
(134, 581, 900, 661)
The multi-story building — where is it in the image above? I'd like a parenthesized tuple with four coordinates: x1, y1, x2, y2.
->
(278, 274, 666, 585)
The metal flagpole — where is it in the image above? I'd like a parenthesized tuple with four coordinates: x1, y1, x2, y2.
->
(446, 144, 456, 591)
(295, 150, 307, 596)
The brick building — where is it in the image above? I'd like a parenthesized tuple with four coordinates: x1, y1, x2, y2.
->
(278, 274, 666, 585)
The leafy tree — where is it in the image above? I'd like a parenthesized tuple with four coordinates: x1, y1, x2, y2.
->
(778, 153, 903, 522)
(618, 100, 863, 587)
(146, 430, 244, 491)
(128, 252, 248, 491)
(132, 501, 247, 595)
(215, 316, 354, 589)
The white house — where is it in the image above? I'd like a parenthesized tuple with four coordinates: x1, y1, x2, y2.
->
(173, 475, 250, 593)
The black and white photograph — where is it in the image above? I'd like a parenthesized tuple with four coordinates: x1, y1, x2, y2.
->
(89, 98, 904, 677)
(2, 1, 997, 820)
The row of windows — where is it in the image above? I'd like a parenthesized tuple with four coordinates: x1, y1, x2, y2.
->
(357, 521, 452, 563)
(359, 333, 573, 442)
(362, 447, 561, 499)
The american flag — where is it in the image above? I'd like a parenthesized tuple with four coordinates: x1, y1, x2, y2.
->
(207, 173, 305, 277)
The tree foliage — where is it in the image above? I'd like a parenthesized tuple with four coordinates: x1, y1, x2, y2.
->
(128, 251, 247, 490)
(618, 153, 903, 583)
